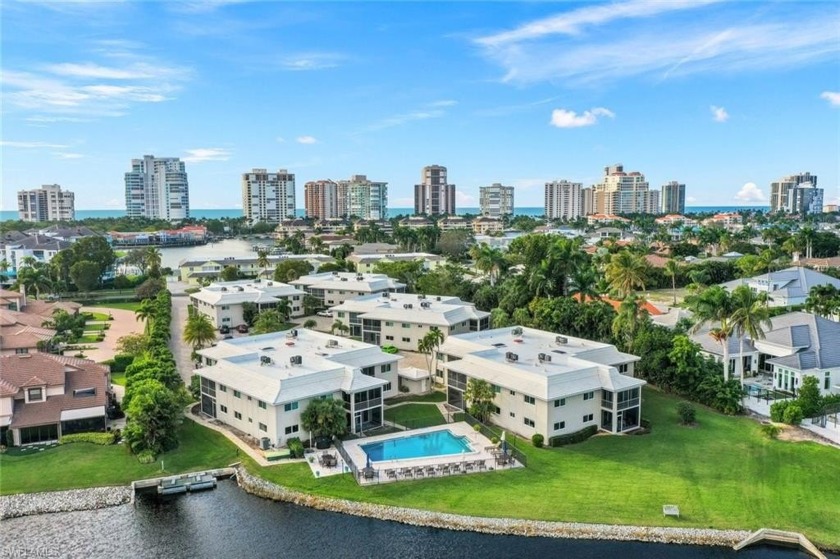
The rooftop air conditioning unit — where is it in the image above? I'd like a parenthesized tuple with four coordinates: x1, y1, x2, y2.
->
(221, 287, 228, 292)
(236, 287, 244, 292)
(260, 355, 273, 366)
(418, 294, 426, 299)
(287, 329, 298, 338)
(436, 296, 441, 301)
(505, 352, 519, 362)
(403, 303, 413, 309)
(332, 271, 339, 276)
(512, 327, 524, 336)
(326, 339, 338, 348)
(556, 336, 568, 345)
(341, 277, 348, 281)
(267, 281, 273, 286)
(290, 355, 302, 365)
(538, 353, 551, 363)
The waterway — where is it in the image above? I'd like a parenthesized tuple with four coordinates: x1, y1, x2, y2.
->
(0, 481, 818, 559)
(158, 238, 273, 270)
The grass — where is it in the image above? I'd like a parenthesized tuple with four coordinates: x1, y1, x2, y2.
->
(89, 301, 141, 312)
(385, 390, 446, 405)
(83, 312, 112, 321)
(110, 371, 126, 386)
(384, 403, 446, 429)
(248, 388, 840, 550)
(0, 420, 239, 495)
(84, 322, 107, 331)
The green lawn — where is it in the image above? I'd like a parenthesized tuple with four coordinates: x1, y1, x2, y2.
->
(84, 322, 107, 331)
(384, 403, 446, 429)
(0, 420, 239, 495)
(74, 335, 102, 344)
(83, 312, 112, 321)
(385, 390, 446, 405)
(89, 301, 141, 312)
(110, 371, 126, 386)
(250, 389, 840, 549)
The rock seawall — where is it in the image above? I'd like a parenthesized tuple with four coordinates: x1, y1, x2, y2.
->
(235, 467, 750, 547)
(0, 486, 133, 520)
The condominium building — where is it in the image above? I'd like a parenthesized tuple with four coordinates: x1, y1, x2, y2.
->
(347, 252, 444, 274)
(330, 292, 490, 350)
(290, 272, 405, 307)
(124, 155, 190, 220)
(197, 329, 401, 445)
(581, 187, 594, 216)
(341, 175, 388, 220)
(593, 164, 659, 215)
(479, 184, 514, 217)
(242, 169, 296, 224)
(660, 181, 686, 214)
(438, 327, 644, 441)
(414, 165, 456, 216)
(304, 180, 346, 220)
(545, 180, 583, 220)
(17, 185, 75, 222)
(770, 173, 822, 215)
(190, 280, 306, 329)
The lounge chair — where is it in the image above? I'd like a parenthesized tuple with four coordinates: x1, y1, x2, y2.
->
(414, 467, 425, 477)
(363, 468, 376, 480)
(387, 469, 397, 480)
(401, 467, 413, 478)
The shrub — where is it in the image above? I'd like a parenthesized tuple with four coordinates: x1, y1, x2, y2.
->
(783, 403, 804, 425)
(60, 432, 116, 445)
(111, 354, 135, 373)
(490, 436, 499, 445)
(761, 424, 781, 439)
(677, 401, 696, 425)
(770, 400, 790, 423)
(6, 429, 14, 448)
(399, 385, 410, 393)
(531, 433, 544, 448)
(548, 425, 597, 447)
(287, 437, 305, 458)
(137, 450, 156, 464)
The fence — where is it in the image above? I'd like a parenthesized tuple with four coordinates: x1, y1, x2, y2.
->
(460, 413, 528, 467)
(807, 402, 840, 429)
(333, 438, 359, 480)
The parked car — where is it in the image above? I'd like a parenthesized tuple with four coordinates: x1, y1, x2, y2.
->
(219, 325, 230, 334)
(237, 324, 249, 334)
(381, 345, 398, 354)
(317, 310, 333, 317)
(223, 335, 234, 340)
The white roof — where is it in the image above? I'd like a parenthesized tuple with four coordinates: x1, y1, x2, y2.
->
(290, 272, 406, 293)
(330, 293, 489, 327)
(197, 329, 395, 405)
(398, 366, 430, 381)
(190, 280, 304, 306)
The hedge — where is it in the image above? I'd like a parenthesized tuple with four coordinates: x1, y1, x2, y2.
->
(111, 353, 135, 373)
(60, 432, 116, 445)
(548, 425, 598, 447)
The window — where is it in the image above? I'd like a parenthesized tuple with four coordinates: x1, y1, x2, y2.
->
(493, 405, 501, 415)
(221, 305, 229, 310)
(509, 390, 516, 396)
(554, 398, 565, 407)
(259, 423, 267, 432)
(220, 405, 228, 413)
(27, 387, 44, 402)
(233, 390, 241, 398)
(258, 401, 267, 409)
(73, 388, 96, 397)
(583, 414, 594, 422)
(583, 392, 594, 401)
(524, 395, 535, 405)
(385, 335, 394, 341)
(553, 421, 565, 431)
(15, 348, 28, 354)
(826, 372, 831, 390)
(284, 401, 299, 412)
(362, 366, 375, 377)
(524, 417, 535, 428)
(491, 384, 501, 394)
(509, 412, 516, 418)
(284, 424, 299, 435)
(222, 317, 231, 323)
(219, 384, 227, 392)
(402, 323, 411, 328)
(383, 382, 392, 392)
(382, 363, 392, 373)
(385, 321, 393, 327)
(618, 363, 629, 373)
(402, 337, 410, 343)
(234, 411, 242, 420)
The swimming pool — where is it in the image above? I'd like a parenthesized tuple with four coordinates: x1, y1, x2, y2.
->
(361, 429, 473, 462)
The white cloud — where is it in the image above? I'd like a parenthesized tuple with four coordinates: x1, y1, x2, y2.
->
(0, 140, 69, 149)
(550, 107, 614, 128)
(182, 148, 232, 163)
(276, 53, 346, 71)
(53, 152, 85, 159)
(363, 100, 456, 132)
(734, 182, 766, 202)
(296, 136, 318, 144)
(821, 91, 840, 107)
(687, 196, 698, 203)
(455, 191, 476, 206)
(710, 105, 729, 122)
(429, 100, 458, 108)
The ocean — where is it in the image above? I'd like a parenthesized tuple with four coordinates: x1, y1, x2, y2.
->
(0, 206, 769, 222)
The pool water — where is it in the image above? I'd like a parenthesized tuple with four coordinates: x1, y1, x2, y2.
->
(361, 429, 472, 462)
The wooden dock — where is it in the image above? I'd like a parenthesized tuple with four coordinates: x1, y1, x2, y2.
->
(132, 467, 237, 497)
(734, 528, 826, 558)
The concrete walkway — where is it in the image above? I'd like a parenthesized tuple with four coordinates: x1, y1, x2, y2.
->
(170, 296, 197, 386)
(79, 307, 144, 363)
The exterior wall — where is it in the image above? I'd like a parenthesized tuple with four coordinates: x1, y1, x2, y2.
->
(660, 182, 686, 214)
(17, 185, 75, 222)
(125, 155, 190, 220)
(479, 184, 514, 217)
(242, 169, 296, 224)
(772, 365, 839, 396)
(545, 181, 582, 220)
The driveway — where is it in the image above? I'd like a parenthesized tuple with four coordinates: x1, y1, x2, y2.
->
(79, 307, 144, 363)
(170, 295, 197, 385)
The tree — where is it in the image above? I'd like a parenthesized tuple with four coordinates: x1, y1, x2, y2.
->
(303, 294, 322, 316)
(664, 259, 680, 305)
(275, 298, 292, 321)
(470, 244, 507, 287)
(116, 333, 148, 355)
(730, 285, 772, 387)
(805, 284, 840, 318)
(134, 299, 157, 334)
(135, 277, 166, 300)
(300, 398, 348, 439)
(303, 319, 317, 329)
(274, 260, 312, 282)
(611, 295, 651, 353)
(252, 309, 288, 334)
(17, 261, 52, 299)
(330, 319, 346, 336)
(145, 247, 162, 278)
(69, 260, 101, 292)
(417, 328, 445, 386)
(605, 250, 649, 299)
(796, 376, 822, 418)
(686, 286, 737, 381)
(373, 260, 426, 292)
(256, 249, 270, 277)
(241, 302, 259, 326)
(568, 266, 600, 301)
(464, 378, 496, 422)
(183, 311, 216, 350)
(220, 265, 239, 281)
(123, 379, 183, 456)
(69, 236, 116, 279)
(436, 229, 474, 261)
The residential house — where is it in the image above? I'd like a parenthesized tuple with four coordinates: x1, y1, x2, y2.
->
(471, 216, 504, 235)
(347, 252, 444, 274)
(720, 266, 840, 307)
(290, 272, 405, 307)
(190, 280, 306, 329)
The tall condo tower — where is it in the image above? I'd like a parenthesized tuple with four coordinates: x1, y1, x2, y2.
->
(545, 180, 583, 220)
(125, 155, 190, 220)
(660, 181, 686, 214)
(414, 165, 456, 216)
(17, 184, 75, 222)
(242, 168, 296, 224)
(479, 183, 514, 217)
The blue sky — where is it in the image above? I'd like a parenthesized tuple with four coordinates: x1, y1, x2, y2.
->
(2, 0, 839, 211)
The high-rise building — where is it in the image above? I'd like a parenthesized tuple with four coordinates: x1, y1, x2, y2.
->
(414, 165, 456, 216)
(479, 183, 514, 217)
(660, 181, 686, 214)
(770, 172, 821, 214)
(340, 175, 388, 220)
(241, 168, 295, 224)
(124, 155, 190, 220)
(304, 180, 345, 220)
(581, 187, 594, 216)
(544, 180, 583, 220)
(17, 184, 75, 222)
(593, 164, 658, 215)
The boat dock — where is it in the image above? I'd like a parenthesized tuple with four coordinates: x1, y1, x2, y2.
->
(132, 467, 237, 498)
(734, 528, 826, 558)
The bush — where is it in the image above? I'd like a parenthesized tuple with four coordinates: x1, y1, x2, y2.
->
(60, 432, 116, 445)
(783, 403, 804, 425)
(6, 429, 14, 448)
(287, 437, 305, 458)
(137, 450, 156, 464)
(770, 400, 790, 423)
(399, 385, 410, 393)
(111, 354, 135, 373)
(531, 433, 544, 448)
(677, 401, 696, 425)
(761, 424, 781, 439)
(548, 425, 597, 447)
(490, 436, 499, 445)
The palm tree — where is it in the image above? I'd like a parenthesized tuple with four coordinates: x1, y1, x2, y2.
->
(145, 247, 162, 277)
(731, 285, 772, 387)
(470, 244, 506, 287)
(664, 259, 680, 305)
(183, 311, 216, 352)
(275, 298, 292, 322)
(527, 262, 554, 299)
(418, 328, 445, 386)
(256, 249, 270, 277)
(605, 251, 649, 299)
(331, 319, 345, 336)
(303, 319, 317, 329)
(464, 378, 496, 422)
(17, 261, 52, 300)
(134, 299, 157, 334)
(805, 284, 840, 318)
(686, 286, 737, 381)
(568, 266, 600, 301)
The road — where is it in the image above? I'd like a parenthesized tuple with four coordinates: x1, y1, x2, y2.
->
(170, 294, 196, 386)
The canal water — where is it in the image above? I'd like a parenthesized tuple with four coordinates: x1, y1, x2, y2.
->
(0, 481, 819, 559)
(159, 239, 274, 270)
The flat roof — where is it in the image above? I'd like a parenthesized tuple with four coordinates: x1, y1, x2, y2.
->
(330, 293, 489, 327)
(290, 272, 405, 292)
(190, 280, 304, 305)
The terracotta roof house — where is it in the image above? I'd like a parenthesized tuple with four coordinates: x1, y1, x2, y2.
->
(0, 353, 109, 445)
